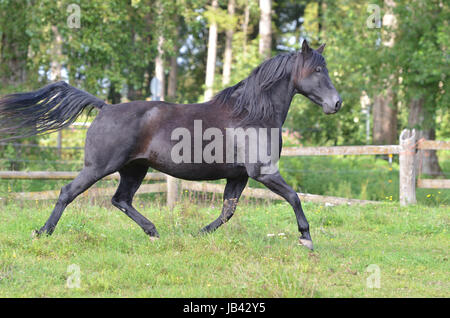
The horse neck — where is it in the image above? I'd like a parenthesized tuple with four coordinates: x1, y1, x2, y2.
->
(268, 76, 297, 127)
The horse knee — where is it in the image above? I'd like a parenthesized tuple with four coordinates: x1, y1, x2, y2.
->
(111, 197, 118, 207)
(288, 192, 301, 206)
(111, 196, 123, 209)
(111, 196, 130, 213)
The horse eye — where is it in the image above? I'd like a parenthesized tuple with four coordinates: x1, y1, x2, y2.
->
(316, 66, 322, 72)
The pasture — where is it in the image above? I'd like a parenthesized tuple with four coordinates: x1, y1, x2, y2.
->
(0, 197, 448, 297)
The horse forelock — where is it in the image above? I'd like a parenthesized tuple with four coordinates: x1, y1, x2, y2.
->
(298, 50, 326, 79)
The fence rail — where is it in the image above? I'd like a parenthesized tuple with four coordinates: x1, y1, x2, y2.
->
(179, 180, 378, 205)
(415, 138, 450, 195)
(1, 129, 448, 206)
(417, 179, 450, 189)
(0, 171, 165, 181)
(281, 145, 401, 156)
(9, 183, 167, 201)
(417, 140, 450, 150)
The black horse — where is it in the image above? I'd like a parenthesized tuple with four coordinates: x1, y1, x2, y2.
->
(0, 40, 341, 250)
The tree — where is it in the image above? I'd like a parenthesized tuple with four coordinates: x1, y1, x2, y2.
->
(258, 0, 272, 59)
(372, 0, 398, 145)
(408, 98, 443, 176)
(167, 19, 181, 102)
(394, 0, 448, 176)
(204, 0, 219, 101)
(222, 0, 236, 85)
(1, 0, 446, 155)
(242, 0, 251, 54)
(167, 39, 179, 101)
(0, 0, 30, 91)
(155, 35, 166, 101)
(372, 89, 397, 145)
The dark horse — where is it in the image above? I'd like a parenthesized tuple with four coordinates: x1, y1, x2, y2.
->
(0, 40, 341, 250)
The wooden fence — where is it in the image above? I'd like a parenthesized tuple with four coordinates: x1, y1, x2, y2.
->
(0, 171, 378, 206)
(1, 129, 448, 206)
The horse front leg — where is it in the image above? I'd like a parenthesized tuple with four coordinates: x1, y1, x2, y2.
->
(252, 170, 313, 250)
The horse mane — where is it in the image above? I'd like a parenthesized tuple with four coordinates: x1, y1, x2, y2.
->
(212, 50, 326, 123)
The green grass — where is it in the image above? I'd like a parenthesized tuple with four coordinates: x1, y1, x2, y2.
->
(0, 197, 448, 297)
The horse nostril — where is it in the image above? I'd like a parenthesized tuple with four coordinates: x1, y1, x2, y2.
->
(335, 100, 341, 111)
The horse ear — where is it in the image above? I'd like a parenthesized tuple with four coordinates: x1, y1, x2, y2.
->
(316, 43, 326, 54)
(301, 39, 312, 56)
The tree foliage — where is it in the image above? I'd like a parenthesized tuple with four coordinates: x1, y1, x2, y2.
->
(0, 0, 448, 145)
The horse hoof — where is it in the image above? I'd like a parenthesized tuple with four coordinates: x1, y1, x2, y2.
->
(299, 238, 314, 251)
(31, 230, 41, 239)
(198, 228, 211, 236)
(149, 236, 159, 242)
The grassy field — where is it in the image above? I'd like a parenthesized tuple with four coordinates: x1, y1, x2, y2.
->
(0, 196, 448, 297)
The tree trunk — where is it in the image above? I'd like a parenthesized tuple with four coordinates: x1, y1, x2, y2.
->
(167, 28, 179, 101)
(108, 82, 122, 104)
(50, 26, 63, 82)
(372, 88, 397, 145)
(155, 35, 165, 101)
(127, 86, 143, 101)
(243, 0, 250, 55)
(222, 0, 235, 86)
(408, 97, 443, 177)
(204, 0, 219, 101)
(167, 53, 178, 101)
(259, 0, 272, 60)
(372, 0, 398, 146)
(126, 25, 143, 101)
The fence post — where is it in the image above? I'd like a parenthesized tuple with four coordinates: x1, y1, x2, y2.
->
(166, 175, 180, 208)
(399, 129, 416, 206)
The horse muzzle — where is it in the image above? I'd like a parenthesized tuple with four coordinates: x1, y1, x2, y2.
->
(322, 97, 342, 114)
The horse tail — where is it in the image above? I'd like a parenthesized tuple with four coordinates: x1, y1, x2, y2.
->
(0, 81, 106, 141)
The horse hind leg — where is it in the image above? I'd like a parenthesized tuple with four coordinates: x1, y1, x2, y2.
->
(200, 176, 248, 234)
(111, 163, 159, 239)
(34, 167, 103, 236)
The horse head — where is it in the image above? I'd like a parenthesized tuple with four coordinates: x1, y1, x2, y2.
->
(293, 40, 342, 114)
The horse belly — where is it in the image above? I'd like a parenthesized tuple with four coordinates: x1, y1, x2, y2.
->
(152, 162, 246, 181)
